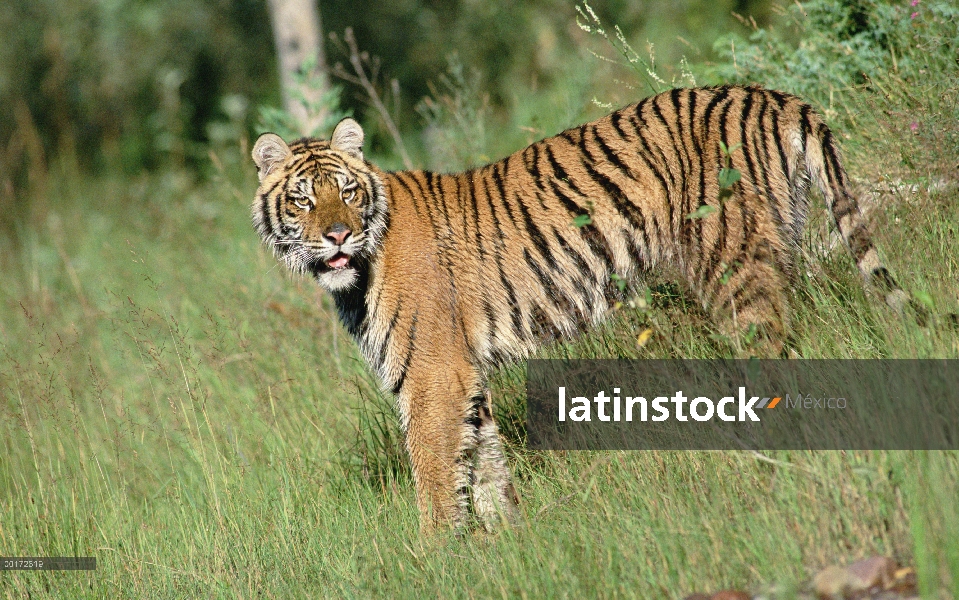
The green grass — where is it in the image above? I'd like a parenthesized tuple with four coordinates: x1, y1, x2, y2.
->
(3, 140, 958, 600)
(4, 10, 959, 597)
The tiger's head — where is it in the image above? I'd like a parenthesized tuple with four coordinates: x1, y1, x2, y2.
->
(251, 119, 388, 291)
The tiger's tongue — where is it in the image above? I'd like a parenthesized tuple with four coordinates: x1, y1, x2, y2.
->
(327, 255, 350, 269)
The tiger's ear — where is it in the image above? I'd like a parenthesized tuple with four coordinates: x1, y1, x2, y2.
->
(252, 133, 291, 181)
(331, 118, 364, 160)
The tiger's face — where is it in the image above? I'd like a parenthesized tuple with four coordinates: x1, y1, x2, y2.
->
(251, 119, 387, 291)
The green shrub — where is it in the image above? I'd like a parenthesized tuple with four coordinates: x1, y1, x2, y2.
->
(710, 0, 959, 109)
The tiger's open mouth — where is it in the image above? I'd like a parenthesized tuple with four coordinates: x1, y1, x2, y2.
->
(305, 252, 353, 278)
(326, 252, 351, 270)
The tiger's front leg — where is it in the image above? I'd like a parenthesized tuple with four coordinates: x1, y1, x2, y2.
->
(397, 362, 482, 531)
(397, 366, 519, 531)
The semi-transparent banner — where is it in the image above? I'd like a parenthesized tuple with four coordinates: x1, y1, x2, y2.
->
(526, 360, 959, 450)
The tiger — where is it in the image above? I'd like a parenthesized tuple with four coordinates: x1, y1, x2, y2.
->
(250, 84, 910, 531)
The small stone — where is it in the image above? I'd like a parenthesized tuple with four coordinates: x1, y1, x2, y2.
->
(813, 565, 849, 599)
(846, 556, 896, 593)
(710, 591, 751, 600)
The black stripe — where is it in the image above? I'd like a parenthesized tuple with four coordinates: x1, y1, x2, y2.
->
(529, 303, 562, 341)
(699, 196, 730, 288)
(686, 88, 702, 155)
(413, 172, 438, 230)
(483, 297, 498, 351)
(584, 127, 648, 233)
(768, 88, 789, 110)
(524, 144, 540, 177)
(495, 256, 526, 340)
(703, 177, 755, 291)
(259, 179, 284, 230)
(580, 224, 617, 273)
(426, 171, 450, 236)
(631, 103, 678, 236)
(702, 86, 732, 132)
(274, 189, 287, 233)
(526, 247, 585, 330)
(465, 172, 487, 259)
(483, 176, 507, 252)
(737, 90, 759, 191)
(606, 106, 669, 247)
(870, 267, 899, 293)
(715, 99, 735, 184)
(552, 225, 598, 284)
(465, 394, 484, 429)
(623, 228, 650, 273)
(523, 248, 563, 308)
(820, 128, 858, 231)
(688, 89, 708, 260)
(517, 192, 559, 271)
(591, 125, 634, 178)
(751, 92, 786, 229)
(452, 172, 469, 246)
(523, 248, 559, 298)
(560, 128, 582, 147)
(610, 109, 631, 140)
(544, 142, 589, 198)
(670, 88, 701, 253)
(416, 174, 453, 285)
(634, 102, 678, 190)
(769, 107, 792, 183)
(547, 165, 617, 277)
(439, 172, 460, 235)
(748, 91, 772, 194)
(660, 89, 693, 181)
(258, 190, 275, 232)
(622, 112, 671, 199)
(731, 272, 768, 309)
(529, 144, 556, 199)
(390, 311, 418, 396)
(378, 300, 404, 367)
(847, 226, 872, 261)
(581, 156, 649, 238)
(490, 161, 518, 227)
(798, 104, 811, 155)
(526, 144, 550, 209)
(392, 172, 424, 220)
(701, 88, 734, 261)
(715, 90, 738, 153)
(547, 176, 585, 218)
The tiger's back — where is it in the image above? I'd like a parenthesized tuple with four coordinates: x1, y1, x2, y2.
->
(375, 85, 899, 370)
(251, 84, 905, 530)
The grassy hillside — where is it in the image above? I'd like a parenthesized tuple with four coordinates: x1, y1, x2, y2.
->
(3, 1, 959, 597)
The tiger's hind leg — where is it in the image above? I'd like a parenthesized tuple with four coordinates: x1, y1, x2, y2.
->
(708, 246, 790, 357)
(470, 389, 520, 531)
(689, 199, 792, 357)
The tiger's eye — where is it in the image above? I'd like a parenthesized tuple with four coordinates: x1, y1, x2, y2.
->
(341, 184, 357, 203)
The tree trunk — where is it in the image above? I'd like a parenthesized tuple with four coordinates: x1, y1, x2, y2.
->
(266, 0, 330, 135)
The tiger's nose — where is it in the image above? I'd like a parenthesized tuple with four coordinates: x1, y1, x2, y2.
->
(325, 224, 351, 246)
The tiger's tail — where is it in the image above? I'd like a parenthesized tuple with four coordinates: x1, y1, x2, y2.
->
(799, 109, 913, 314)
